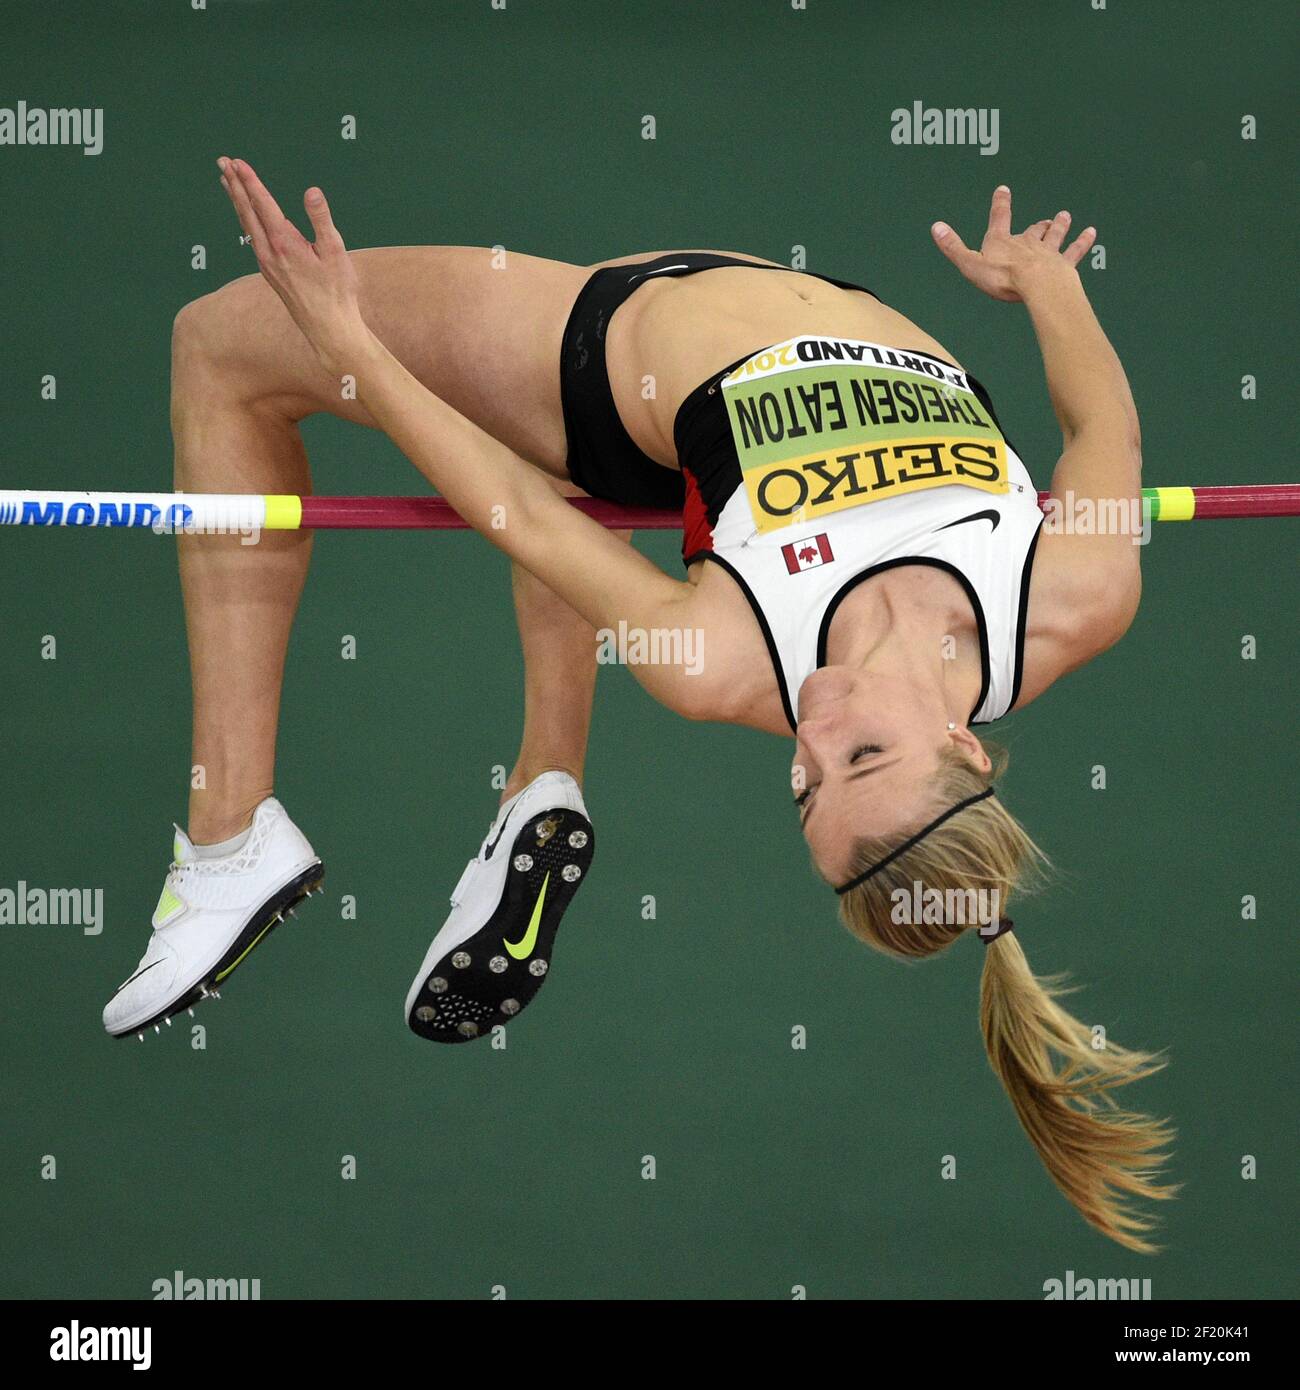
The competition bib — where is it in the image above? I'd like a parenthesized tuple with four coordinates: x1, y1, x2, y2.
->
(721, 336, 1008, 534)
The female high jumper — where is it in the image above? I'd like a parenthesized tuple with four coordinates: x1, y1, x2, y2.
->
(103, 160, 1172, 1251)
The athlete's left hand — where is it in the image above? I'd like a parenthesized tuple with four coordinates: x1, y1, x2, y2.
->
(931, 186, 1097, 303)
(218, 156, 368, 374)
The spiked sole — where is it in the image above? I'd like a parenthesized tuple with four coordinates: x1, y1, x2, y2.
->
(111, 863, 324, 1040)
(407, 808, 594, 1044)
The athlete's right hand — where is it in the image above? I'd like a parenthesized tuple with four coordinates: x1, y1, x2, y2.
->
(930, 186, 1097, 303)
(218, 156, 369, 375)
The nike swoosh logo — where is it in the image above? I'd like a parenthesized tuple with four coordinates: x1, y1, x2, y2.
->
(504, 872, 549, 960)
(937, 508, 1000, 533)
(627, 262, 690, 284)
(112, 959, 160, 998)
(482, 802, 520, 861)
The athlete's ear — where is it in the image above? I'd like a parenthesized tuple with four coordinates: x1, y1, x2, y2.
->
(946, 725, 992, 774)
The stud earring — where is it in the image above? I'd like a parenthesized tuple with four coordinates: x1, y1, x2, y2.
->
(947, 721, 957, 731)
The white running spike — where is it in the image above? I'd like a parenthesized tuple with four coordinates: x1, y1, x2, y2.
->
(165, 1017, 172, 1027)
(137, 1033, 144, 1042)
(211, 990, 222, 1000)
(154, 1025, 160, 1034)
(188, 1008, 195, 1017)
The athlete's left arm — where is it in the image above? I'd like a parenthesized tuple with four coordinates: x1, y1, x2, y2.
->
(933, 187, 1143, 668)
(1020, 268, 1145, 669)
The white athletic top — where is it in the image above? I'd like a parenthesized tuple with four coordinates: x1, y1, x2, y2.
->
(683, 335, 1045, 729)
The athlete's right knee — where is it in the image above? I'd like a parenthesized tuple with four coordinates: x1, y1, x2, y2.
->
(171, 275, 364, 424)
(171, 279, 259, 394)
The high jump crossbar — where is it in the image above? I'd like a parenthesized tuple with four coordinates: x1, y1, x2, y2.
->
(0, 485, 1297, 532)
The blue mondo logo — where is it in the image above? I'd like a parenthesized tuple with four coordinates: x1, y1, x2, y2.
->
(14, 500, 195, 529)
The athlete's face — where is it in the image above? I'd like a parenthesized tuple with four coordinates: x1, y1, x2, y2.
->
(792, 666, 947, 883)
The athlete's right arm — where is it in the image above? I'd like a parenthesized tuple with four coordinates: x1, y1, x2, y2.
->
(365, 349, 720, 715)
(347, 329, 695, 634)
(217, 157, 706, 714)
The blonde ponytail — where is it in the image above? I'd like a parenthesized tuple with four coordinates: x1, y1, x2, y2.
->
(838, 742, 1176, 1251)
(980, 932, 1175, 1252)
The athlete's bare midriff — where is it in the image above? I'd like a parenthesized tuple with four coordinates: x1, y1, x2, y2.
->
(600, 257, 965, 466)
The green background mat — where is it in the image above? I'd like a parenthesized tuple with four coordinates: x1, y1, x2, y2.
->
(0, 0, 1295, 1300)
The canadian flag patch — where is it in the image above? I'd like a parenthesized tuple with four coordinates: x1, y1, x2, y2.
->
(781, 533, 834, 574)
